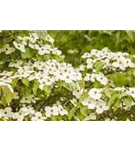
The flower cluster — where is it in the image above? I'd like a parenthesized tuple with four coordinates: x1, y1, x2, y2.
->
(1, 31, 135, 121)
(71, 48, 135, 121)
(0, 31, 82, 121)
(0, 32, 61, 57)
(0, 59, 82, 91)
(81, 48, 135, 72)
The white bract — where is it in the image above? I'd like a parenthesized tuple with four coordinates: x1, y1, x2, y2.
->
(127, 88, 135, 98)
(13, 41, 26, 52)
(95, 100, 109, 114)
(82, 98, 96, 109)
(88, 88, 102, 100)
(0, 44, 15, 54)
(21, 94, 39, 104)
(45, 104, 68, 118)
(73, 88, 84, 99)
(31, 112, 46, 121)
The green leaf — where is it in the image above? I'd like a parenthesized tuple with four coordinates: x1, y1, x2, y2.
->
(0, 85, 13, 106)
(126, 31, 134, 41)
(104, 89, 113, 98)
(21, 48, 36, 59)
(62, 82, 73, 91)
(107, 73, 128, 87)
(93, 80, 103, 88)
(68, 106, 79, 120)
(43, 85, 51, 97)
(20, 86, 32, 97)
(33, 80, 39, 95)
(51, 55, 64, 62)
(116, 31, 121, 42)
(122, 96, 132, 107)
(113, 98, 121, 111)
(22, 78, 29, 87)
(0, 86, 2, 97)
(34, 30, 47, 40)
(80, 106, 88, 117)
(78, 80, 85, 88)
(11, 78, 18, 87)
(94, 60, 104, 72)
(108, 91, 121, 108)
(76, 109, 85, 121)
(79, 92, 89, 103)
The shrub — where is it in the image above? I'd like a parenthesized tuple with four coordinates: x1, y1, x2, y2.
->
(0, 30, 135, 121)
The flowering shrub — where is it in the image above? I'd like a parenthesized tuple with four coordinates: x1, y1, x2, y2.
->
(0, 30, 135, 121)
(0, 31, 82, 121)
(49, 30, 135, 66)
(73, 48, 135, 121)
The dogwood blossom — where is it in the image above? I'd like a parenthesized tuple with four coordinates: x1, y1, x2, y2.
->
(88, 88, 102, 100)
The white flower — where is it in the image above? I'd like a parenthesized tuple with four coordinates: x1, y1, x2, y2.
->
(21, 94, 39, 104)
(96, 74, 108, 85)
(28, 43, 36, 49)
(82, 98, 96, 109)
(112, 60, 126, 70)
(82, 98, 90, 106)
(112, 52, 125, 60)
(38, 46, 50, 55)
(12, 112, 24, 121)
(102, 47, 109, 54)
(84, 113, 96, 121)
(123, 58, 135, 68)
(86, 58, 94, 69)
(88, 100, 97, 109)
(95, 100, 108, 114)
(84, 73, 91, 81)
(52, 49, 62, 55)
(88, 88, 102, 100)
(51, 106, 59, 116)
(73, 88, 84, 99)
(89, 73, 97, 82)
(58, 105, 68, 116)
(90, 49, 99, 56)
(75, 72, 82, 80)
(45, 106, 53, 118)
(19, 106, 35, 116)
(79, 65, 85, 71)
(9, 60, 23, 68)
(82, 52, 91, 59)
(103, 58, 110, 67)
(17, 36, 27, 45)
(34, 44, 41, 51)
(46, 34, 54, 44)
(29, 33, 39, 43)
(31, 112, 45, 121)
(0, 44, 15, 54)
(15, 67, 32, 78)
(3, 107, 13, 119)
(13, 41, 26, 52)
(70, 98, 77, 106)
(62, 73, 73, 83)
(127, 88, 135, 98)
(0, 71, 13, 76)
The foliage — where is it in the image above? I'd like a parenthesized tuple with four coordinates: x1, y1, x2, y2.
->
(0, 30, 135, 121)
(49, 30, 135, 66)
